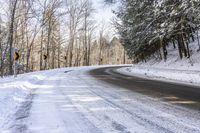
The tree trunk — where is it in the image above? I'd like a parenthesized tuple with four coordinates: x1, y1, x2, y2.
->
(8, 0, 18, 75)
(177, 35, 183, 59)
(0, 41, 3, 77)
(181, 33, 187, 57)
(186, 41, 190, 58)
(40, 29, 44, 70)
(197, 30, 200, 51)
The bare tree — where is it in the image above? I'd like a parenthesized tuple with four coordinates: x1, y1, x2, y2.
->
(82, 0, 95, 66)
(8, 0, 19, 75)
(0, 0, 129, 76)
(65, 0, 89, 67)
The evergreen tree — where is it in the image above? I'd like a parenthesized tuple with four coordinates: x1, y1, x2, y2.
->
(115, 0, 200, 62)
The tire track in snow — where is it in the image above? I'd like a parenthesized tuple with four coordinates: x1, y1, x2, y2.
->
(88, 68, 200, 132)
(84, 85, 173, 133)
(57, 79, 102, 133)
(10, 93, 35, 133)
(62, 71, 166, 132)
(10, 73, 54, 133)
(87, 82, 200, 133)
(60, 73, 137, 133)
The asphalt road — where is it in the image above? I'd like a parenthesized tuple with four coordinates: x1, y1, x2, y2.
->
(11, 66, 200, 132)
(90, 66, 200, 110)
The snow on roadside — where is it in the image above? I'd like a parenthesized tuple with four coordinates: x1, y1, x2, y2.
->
(0, 65, 123, 132)
(0, 69, 59, 132)
(117, 39, 200, 86)
(117, 65, 200, 86)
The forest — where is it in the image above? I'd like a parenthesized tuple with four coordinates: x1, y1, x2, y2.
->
(0, 0, 130, 77)
(114, 0, 200, 62)
(2, 0, 200, 77)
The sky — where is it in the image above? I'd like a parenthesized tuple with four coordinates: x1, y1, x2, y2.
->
(92, 0, 117, 38)
(93, 0, 114, 24)
(0, 0, 117, 39)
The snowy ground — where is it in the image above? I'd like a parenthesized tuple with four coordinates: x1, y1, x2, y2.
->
(117, 65, 200, 86)
(0, 70, 53, 132)
(118, 42, 200, 86)
(0, 66, 200, 133)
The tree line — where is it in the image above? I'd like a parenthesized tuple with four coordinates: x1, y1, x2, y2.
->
(114, 0, 200, 62)
(0, 0, 130, 77)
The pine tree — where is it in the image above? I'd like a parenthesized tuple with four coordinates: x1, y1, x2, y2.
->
(115, 0, 200, 62)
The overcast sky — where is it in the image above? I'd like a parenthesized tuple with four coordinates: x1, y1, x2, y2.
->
(93, 0, 114, 24)
(92, 0, 117, 38)
(0, 0, 117, 39)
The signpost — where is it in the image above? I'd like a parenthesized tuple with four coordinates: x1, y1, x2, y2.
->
(14, 52, 20, 61)
(13, 48, 20, 78)
(44, 55, 47, 60)
(44, 54, 48, 70)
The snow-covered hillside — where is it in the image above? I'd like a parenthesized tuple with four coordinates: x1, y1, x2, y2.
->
(118, 40, 200, 86)
(138, 41, 200, 71)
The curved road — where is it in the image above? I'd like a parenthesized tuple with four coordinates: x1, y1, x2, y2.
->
(11, 66, 200, 133)
(90, 66, 200, 110)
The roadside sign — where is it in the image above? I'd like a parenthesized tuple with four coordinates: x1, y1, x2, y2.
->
(12, 48, 19, 78)
(44, 55, 47, 60)
(14, 52, 20, 61)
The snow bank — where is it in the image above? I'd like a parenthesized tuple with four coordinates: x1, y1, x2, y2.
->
(0, 70, 56, 132)
(137, 44, 200, 71)
(0, 66, 121, 132)
(117, 43, 200, 86)
(118, 65, 200, 85)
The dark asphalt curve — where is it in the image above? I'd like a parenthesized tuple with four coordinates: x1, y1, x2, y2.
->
(90, 66, 200, 110)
